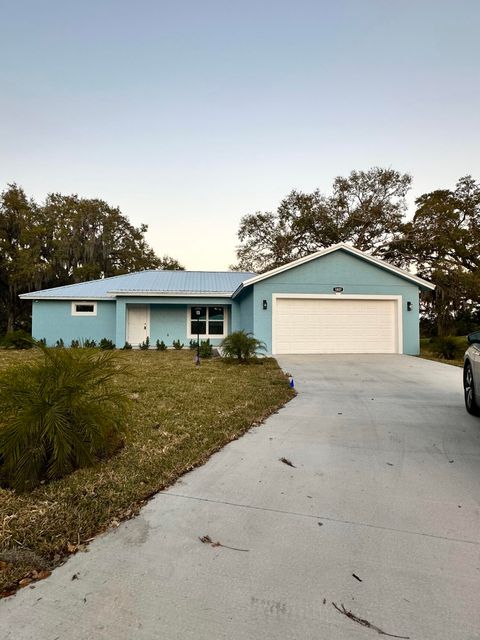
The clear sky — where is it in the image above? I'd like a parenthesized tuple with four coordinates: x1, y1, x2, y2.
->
(1, 0, 479, 270)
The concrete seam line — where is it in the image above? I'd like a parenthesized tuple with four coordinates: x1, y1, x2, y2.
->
(163, 492, 480, 547)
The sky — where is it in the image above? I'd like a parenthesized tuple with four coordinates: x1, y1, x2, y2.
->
(1, 0, 479, 270)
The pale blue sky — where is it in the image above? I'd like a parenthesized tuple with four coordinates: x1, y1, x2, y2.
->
(1, 0, 479, 269)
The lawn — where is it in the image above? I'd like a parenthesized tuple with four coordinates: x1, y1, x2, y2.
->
(419, 336, 467, 368)
(0, 350, 294, 596)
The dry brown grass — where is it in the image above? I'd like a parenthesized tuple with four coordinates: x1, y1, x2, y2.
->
(418, 351, 464, 368)
(419, 337, 465, 368)
(0, 350, 294, 596)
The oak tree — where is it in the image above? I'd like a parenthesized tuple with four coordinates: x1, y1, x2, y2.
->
(0, 185, 183, 332)
(234, 168, 411, 272)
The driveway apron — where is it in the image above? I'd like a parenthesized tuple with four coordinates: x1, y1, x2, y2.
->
(1, 355, 479, 639)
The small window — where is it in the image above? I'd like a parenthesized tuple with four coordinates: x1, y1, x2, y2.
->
(72, 302, 97, 316)
(189, 306, 226, 337)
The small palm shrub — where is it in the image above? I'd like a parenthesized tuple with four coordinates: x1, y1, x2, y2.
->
(156, 339, 167, 351)
(99, 338, 115, 350)
(199, 339, 213, 359)
(70, 339, 80, 348)
(189, 339, 198, 350)
(220, 331, 266, 363)
(139, 336, 150, 350)
(122, 341, 133, 350)
(55, 338, 65, 348)
(172, 339, 184, 350)
(430, 336, 464, 360)
(0, 330, 33, 350)
(0, 345, 130, 492)
(83, 339, 96, 348)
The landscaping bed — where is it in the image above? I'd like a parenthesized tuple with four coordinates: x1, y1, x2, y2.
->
(0, 350, 294, 596)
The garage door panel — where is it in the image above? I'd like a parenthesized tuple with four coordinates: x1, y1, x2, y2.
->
(273, 298, 398, 354)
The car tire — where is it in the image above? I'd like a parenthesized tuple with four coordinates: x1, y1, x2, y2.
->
(464, 361, 480, 416)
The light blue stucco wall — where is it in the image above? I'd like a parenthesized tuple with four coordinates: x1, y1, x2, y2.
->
(32, 300, 116, 346)
(150, 305, 187, 345)
(238, 288, 254, 334)
(241, 250, 422, 355)
(31, 298, 237, 348)
(114, 297, 238, 348)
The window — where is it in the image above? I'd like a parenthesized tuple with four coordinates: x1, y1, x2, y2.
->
(72, 302, 97, 316)
(189, 306, 226, 337)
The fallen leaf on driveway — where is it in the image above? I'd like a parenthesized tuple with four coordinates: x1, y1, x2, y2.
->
(279, 457, 296, 468)
(18, 578, 32, 587)
(31, 570, 51, 581)
(332, 602, 410, 639)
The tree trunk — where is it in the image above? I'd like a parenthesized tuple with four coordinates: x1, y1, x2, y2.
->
(6, 308, 14, 333)
(435, 287, 454, 336)
(7, 284, 16, 333)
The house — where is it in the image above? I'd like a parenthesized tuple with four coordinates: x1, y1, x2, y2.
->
(20, 244, 434, 355)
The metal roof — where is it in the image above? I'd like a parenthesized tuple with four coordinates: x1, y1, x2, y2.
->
(20, 270, 256, 300)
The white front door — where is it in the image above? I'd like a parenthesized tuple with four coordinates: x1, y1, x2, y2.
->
(127, 305, 149, 346)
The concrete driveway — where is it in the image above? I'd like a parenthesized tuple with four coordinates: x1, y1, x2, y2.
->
(1, 355, 480, 639)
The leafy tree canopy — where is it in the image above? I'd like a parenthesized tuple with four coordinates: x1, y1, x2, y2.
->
(0, 184, 183, 332)
(388, 175, 480, 335)
(234, 167, 412, 272)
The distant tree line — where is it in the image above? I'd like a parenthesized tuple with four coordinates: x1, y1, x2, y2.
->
(232, 168, 480, 337)
(0, 184, 183, 333)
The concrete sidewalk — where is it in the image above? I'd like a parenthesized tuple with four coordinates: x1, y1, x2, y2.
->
(1, 355, 479, 639)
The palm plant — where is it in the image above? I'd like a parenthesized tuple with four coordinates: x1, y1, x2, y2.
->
(220, 331, 266, 363)
(0, 345, 130, 491)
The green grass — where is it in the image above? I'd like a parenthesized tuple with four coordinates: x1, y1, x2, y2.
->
(0, 350, 294, 596)
(419, 336, 467, 368)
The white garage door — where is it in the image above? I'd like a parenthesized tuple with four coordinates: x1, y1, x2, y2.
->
(273, 297, 400, 354)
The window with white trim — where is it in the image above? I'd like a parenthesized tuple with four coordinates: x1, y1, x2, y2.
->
(189, 306, 226, 337)
(71, 301, 97, 316)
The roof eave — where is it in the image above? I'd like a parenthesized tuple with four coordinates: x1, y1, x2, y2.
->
(231, 283, 245, 299)
(20, 291, 236, 300)
(19, 294, 113, 301)
(109, 291, 234, 298)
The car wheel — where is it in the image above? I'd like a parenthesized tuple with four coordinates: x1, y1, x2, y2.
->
(464, 362, 480, 416)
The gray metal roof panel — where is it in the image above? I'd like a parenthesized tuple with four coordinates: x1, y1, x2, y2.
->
(20, 271, 256, 299)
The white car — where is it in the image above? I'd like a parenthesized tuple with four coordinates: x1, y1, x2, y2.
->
(464, 331, 480, 415)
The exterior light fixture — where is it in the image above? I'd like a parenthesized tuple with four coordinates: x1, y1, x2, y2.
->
(262, 299, 268, 310)
(407, 301, 413, 311)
